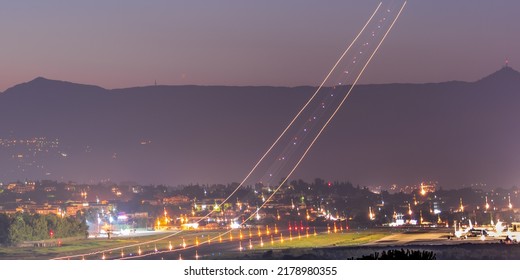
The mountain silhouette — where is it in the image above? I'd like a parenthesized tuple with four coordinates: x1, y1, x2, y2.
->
(0, 68, 519, 188)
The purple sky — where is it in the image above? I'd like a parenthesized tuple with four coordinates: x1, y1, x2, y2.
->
(1, 0, 519, 91)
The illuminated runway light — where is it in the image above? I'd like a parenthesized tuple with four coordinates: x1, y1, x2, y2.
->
(258, 227, 262, 237)
(239, 241, 243, 251)
(179, 254, 182, 260)
(280, 233, 284, 243)
(196, 237, 199, 246)
(249, 239, 253, 249)
(271, 235, 274, 245)
(289, 231, 293, 241)
(182, 238, 186, 249)
(207, 235, 211, 244)
(195, 251, 199, 260)
(102, 253, 105, 260)
(274, 224, 279, 234)
(314, 227, 317, 236)
(121, 250, 124, 258)
(239, 230, 243, 240)
(219, 235, 223, 243)
(154, 244, 158, 252)
(169, 241, 173, 251)
(229, 232, 233, 241)
(260, 237, 264, 247)
(138, 246, 142, 255)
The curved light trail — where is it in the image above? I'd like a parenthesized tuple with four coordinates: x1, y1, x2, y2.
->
(53, 0, 407, 260)
(120, 0, 407, 261)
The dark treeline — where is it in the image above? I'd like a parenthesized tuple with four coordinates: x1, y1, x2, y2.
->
(0, 212, 88, 245)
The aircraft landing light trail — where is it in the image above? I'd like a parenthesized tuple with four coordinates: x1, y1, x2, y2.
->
(52, 0, 408, 260)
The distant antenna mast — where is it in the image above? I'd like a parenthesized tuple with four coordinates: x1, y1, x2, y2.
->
(505, 58, 509, 68)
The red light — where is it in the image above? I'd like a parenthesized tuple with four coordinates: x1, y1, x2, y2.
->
(327, 182, 332, 187)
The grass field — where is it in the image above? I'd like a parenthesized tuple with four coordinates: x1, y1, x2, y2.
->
(0, 229, 390, 260)
(0, 230, 227, 260)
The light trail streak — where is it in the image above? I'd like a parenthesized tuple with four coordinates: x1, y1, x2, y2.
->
(51, 2, 384, 260)
(251, 1, 408, 225)
(55, 1, 408, 261)
(121, 0, 407, 260)
(194, 1, 383, 219)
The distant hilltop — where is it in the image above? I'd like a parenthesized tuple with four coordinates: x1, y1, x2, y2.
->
(0, 67, 519, 188)
(2, 66, 520, 94)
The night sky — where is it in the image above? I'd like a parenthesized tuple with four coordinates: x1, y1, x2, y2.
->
(1, 0, 519, 91)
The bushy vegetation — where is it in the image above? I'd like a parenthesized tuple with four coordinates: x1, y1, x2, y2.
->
(356, 249, 436, 260)
(0, 212, 88, 245)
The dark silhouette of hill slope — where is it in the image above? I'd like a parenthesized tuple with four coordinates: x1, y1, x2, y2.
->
(1, 67, 519, 188)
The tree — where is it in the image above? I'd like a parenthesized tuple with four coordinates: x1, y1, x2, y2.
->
(30, 214, 49, 240)
(8, 213, 30, 244)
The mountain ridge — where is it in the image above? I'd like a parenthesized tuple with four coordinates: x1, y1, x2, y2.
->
(3, 66, 519, 96)
(0, 67, 519, 188)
